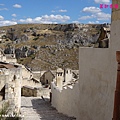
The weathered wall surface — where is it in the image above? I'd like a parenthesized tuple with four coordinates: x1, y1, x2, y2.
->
(22, 86, 50, 97)
(78, 48, 114, 120)
(3, 68, 22, 114)
(77, 2, 120, 119)
(32, 71, 41, 80)
(7, 58, 17, 63)
(51, 82, 79, 118)
(21, 65, 32, 80)
(21, 86, 37, 97)
(0, 75, 7, 91)
(22, 79, 41, 88)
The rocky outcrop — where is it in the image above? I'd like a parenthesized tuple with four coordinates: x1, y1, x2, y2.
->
(0, 23, 110, 70)
(6, 28, 29, 42)
(53, 23, 78, 32)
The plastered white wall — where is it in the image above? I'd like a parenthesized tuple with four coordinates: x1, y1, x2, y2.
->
(51, 82, 79, 118)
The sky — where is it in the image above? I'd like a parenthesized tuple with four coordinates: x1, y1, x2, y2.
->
(0, 0, 112, 26)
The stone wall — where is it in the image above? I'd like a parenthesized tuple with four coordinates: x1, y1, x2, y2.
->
(21, 86, 38, 97)
(0, 74, 6, 91)
(6, 58, 17, 63)
(51, 82, 79, 118)
(0, 67, 22, 115)
(22, 86, 50, 98)
(22, 79, 41, 88)
(21, 65, 32, 80)
(32, 71, 41, 80)
(37, 88, 51, 98)
(5, 68, 22, 114)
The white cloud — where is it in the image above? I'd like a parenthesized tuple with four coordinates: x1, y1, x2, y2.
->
(94, 0, 110, 3)
(0, 4, 4, 6)
(96, 12, 111, 20)
(13, 4, 22, 8)
(80, 12, 111, 21)
(72, 21, 80, 23)
(96, 21, 99, 23)
(82, 7, 101, 13)
(59, 9, 67, 12)
(51, 9, 67, 13)
(88, 21, 100, 24)
(12, 14, 17, 17)
(0, 8, 8, 11)
(19, 14, 70, 23)
(51, 10, 55, 13)
(0, 20, 17, 26)
(79, 15, 95, 20)
(88, 21, 95, 24)
(0, 15, 4, 20)
(80, 6, 111, 21)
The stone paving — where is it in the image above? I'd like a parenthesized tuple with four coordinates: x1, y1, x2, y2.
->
(21, 97, 76, 120)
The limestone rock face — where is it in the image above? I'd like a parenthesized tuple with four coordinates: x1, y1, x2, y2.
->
(6, 28, 29, 42)
(0, 23, 110, 70)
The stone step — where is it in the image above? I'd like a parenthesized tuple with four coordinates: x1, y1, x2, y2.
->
(21, 97, 76, 120)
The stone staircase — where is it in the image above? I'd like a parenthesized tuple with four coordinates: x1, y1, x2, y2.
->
(21, 97, 76, 120)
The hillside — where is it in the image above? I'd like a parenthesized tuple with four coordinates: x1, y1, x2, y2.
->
(0, 23, 104, 70)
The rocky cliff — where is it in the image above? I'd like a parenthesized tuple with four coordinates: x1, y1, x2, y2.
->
(0, 23, 108, 70)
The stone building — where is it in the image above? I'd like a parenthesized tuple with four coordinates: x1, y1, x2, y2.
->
(0, 62, 22, 115)
(40, 70, 55, 87)
(52, 68, 78, 90)
(0, 48, 17, 63)
(0, 48, 42, 116)
(40, 68, 75, 88)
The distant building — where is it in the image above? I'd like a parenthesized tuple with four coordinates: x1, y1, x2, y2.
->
(0, 48, 17, 63)
(0, 62, 22, 114)
(40, 70, 55, 87)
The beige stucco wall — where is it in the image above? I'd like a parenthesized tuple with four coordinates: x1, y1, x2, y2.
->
(51, 82, 79, 118)
(78, 48, 115, 120)
(77, 4, 120, 119)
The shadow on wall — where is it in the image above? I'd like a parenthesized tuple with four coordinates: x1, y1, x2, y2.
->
(30, 98, 76, 120)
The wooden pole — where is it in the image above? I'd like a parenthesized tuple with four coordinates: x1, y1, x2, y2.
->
(112, 51, 120, 120)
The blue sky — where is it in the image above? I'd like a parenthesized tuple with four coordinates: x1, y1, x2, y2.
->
(0, 0, 112, 26)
